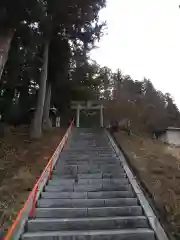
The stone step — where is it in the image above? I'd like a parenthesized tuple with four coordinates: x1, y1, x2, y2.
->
(63, 147, 111, 150)
(35, 207, 88, 218)
(52, 173, 102, 179)
(21, 229, 155, 240)
(63, 151, 113, 155)
(51, 172, 127, 179)
(41, 190, 134, 199)
(27, 216, 148, 232)
(61, 154, 115, 158)
(60, 158, 117, 161)
(64, 149, 111, 152)
(60, 154, 117, 160)
(62, 156, 115, 158)
(35, 206, 143, 218)
(37, 198, 138, 208)
(62, 158, 117, 161)
(60, 153, 117, 158)
(54, 168, 124, 175)
(57, 161, 119, 166)
(102, 172, 127, 178)
(60, 156, 117, 161)
(61, 164, 122, 168)
(48, 178, 129, 186)
(45, 183, 132, 192)
(68, 145, 110, 148)
(53, 168, 124, 175)
(59, 163, 119, 167)
(48, 179, 75, 184)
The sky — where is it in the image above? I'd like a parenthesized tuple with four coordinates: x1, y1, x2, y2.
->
(91, 0, 180, 107)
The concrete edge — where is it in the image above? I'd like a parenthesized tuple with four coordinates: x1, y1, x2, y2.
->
(106, 130, 169, 240)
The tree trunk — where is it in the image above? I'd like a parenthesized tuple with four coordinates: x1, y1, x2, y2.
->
(0, 30, 14, 81)
(30, 40, 49, 139)
(42, 81, 52, 130)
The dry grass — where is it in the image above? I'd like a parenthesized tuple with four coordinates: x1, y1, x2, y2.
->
(114, 132, 180, 239)
(0, 126, 65, 236)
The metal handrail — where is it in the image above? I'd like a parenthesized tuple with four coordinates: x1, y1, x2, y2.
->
(4, 120, 74, 240)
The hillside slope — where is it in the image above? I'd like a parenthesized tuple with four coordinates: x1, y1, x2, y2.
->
(114, 132, 180, 239)
(0, 126, 65, 236)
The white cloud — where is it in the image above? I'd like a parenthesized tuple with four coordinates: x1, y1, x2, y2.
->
(91, 0, 180, 106)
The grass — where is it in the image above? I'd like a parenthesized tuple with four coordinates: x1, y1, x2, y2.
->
(0, 126, 65, 236)
(114, 132, 180, 239)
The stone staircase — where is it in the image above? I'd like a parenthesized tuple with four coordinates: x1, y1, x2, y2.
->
(21, 128, 155, 240)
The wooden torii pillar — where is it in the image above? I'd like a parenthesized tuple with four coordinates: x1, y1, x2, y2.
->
(71, 101, 104, 128)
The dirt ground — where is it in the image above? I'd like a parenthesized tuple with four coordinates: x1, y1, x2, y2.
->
(0, 126, 65, 236)
(114, 132, 180, 239)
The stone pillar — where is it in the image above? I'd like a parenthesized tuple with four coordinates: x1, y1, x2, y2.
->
(100, 105, 103, 127)
(76, 104, 80, 127)
(56, 116, 60, 127)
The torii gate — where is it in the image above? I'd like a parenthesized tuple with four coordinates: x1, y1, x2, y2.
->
(71, 101, 104, 128)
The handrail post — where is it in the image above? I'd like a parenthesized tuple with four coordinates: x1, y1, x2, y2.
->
(29, 184, 38, 218)
(48, 161, 53, 180)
